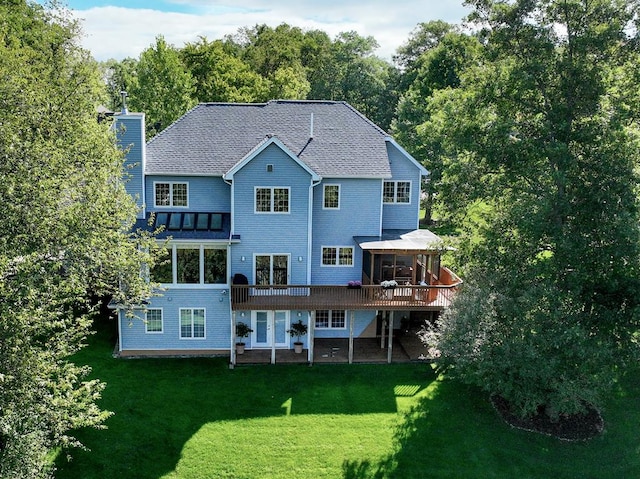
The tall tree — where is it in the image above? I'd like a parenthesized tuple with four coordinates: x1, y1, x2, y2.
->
(392, 27, 481, 223)
(128, 35, 196, 137)
(0, 1, 156, 477)
(180, 37, 270, 103)
(424, 0, 640, 419)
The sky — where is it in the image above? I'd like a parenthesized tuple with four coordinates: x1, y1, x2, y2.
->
(53, 0, 471, 62)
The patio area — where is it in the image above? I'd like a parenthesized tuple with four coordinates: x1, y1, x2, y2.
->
(234, 334, 433, 365)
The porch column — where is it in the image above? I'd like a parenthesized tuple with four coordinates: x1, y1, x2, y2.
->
(348, 311, 354, 364)
(380, 313, 386, 349)
(271, 311, 276, 365)
(387, 311, 394, 364)
(308, 310, 315, 365)
(230, 310, 237, 368)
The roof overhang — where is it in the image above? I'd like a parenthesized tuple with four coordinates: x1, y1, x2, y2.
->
(354, 229, 450, 254)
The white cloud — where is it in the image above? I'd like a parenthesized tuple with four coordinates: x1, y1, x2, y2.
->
(72, 1, 470, 62)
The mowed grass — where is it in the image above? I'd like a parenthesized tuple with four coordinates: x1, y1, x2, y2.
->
(55, 320, 640, 479)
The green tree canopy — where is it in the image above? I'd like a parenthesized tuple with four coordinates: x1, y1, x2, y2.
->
(424, 0, 640, 419)
(0, 1, 156, 476)
(128, 35, 196, 138)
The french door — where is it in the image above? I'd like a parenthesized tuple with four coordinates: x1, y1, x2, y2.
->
(252, 311, 289, 348)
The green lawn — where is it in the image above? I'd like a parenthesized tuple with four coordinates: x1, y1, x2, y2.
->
(55, 321, 640, 479)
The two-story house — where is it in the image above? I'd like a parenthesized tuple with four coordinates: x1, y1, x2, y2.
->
(114, 100, 460, 365)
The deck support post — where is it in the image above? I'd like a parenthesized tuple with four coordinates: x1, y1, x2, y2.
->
(308, 310, 315, 365)
(387, 311, 394, 364)
(230, 310, 237, 368)
(271, 311, 276, 365)
(380, 313, 386, 349)
(348, 311, 354, 364)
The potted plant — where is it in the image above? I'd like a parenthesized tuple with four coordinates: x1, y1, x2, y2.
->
(347, 280, 362, 289)
(287, 319, 308, 354)
(235, 321, 253, 355)
(380, 280, 398, 299)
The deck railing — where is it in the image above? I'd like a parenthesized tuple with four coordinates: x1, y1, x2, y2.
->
(230, 283, 460, 311)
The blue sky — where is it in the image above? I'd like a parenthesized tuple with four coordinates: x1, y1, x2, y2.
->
(55, 0, 471, 61)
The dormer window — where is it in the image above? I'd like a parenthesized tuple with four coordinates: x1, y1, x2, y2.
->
(154, 182, 188, 207)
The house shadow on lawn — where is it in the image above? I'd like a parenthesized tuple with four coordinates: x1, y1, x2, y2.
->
(54, 321, 438, 479)
(341, 373, 640, 479)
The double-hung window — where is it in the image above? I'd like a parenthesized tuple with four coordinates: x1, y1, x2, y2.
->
(383, 181, 411, 204)
(323, 184, 340, 209)
(322, 246, 353, 266)
(255, 187, 289, 213)
(315, 310, 346, 329)
(154, 182, 188, 207)
(145, 309, 163, 333)
(180, 308, 205, 339)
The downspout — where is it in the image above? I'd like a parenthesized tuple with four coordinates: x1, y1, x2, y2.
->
(308, 178, 322, 284)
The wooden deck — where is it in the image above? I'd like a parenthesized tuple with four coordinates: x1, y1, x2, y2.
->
(231, 284, 458, 311)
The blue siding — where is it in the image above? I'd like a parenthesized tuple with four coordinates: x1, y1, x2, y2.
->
(382, 143, 423, 230)
(311, 178, 381, 285)
(312, 310, 376, 339)
(115, 114, 145, 218)
(230, 144, 312, 285)
(145, 176, 231, 212)
(119, 288, 231, 351)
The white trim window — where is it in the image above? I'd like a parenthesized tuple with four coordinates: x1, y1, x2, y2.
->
(383, 181, 411, 204)
(154, 181, 188, 207)
(151, 245, 227, 285)
(255, 187, 290, 213)
(323, 184, 340, 209)
(315, 310, 346, 329)
(180, 308, 205, 339)
(322, 246, 353, 266)
(145, 308, 163, 333)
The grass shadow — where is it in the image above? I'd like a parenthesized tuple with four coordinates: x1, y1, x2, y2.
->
(343, 372, 640, 479)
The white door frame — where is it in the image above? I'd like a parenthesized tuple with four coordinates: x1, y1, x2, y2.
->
(251, 310, 290, 348)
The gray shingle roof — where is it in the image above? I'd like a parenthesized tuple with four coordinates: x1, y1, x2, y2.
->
(145, 100, 393, 178)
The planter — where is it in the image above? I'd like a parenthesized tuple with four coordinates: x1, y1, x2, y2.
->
(236, 343, 245, 355)
(381, 288, 395, 299)
(294, 342, 303, 354)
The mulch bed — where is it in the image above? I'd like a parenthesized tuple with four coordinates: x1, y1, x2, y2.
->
(491, 395, 604, 441)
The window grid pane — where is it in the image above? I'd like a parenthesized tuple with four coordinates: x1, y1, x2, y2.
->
(155, 183, 170, 206)
(180, 310, 192, 338)
(396, 182, 411, 203)
(193, 309, 205, 338)
(315, 310, 329, 328)
(273, 188, 289, 212)
(338, 247, 353, 265)
(172, 183, 188, 206)
(383, 182, 395, 203)
(322, 247, 336, 265)
(146, 309, 162, 332)
(256, 188, 271, 212)
(331, 310, 346, 328)
(324, 185, 339, 208)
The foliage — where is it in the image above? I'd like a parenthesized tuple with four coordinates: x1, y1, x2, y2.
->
(235, 322, 253, 341)
(287, 319, 308, 343)
(423, 0, 640, 419)
(0, 1, 156, 477)
(128, 35, 196, 138)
